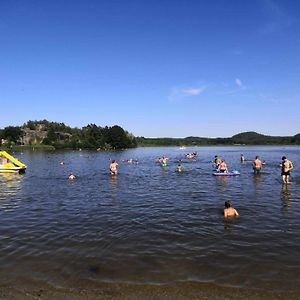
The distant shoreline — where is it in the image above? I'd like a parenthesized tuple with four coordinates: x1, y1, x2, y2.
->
(2, 144, 300, 152)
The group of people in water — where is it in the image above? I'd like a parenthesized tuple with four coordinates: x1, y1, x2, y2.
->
(66, 152, 295, 218)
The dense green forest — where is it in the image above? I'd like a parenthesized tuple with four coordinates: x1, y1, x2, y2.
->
(0, 120, 137, 150)
(1, 120, 299, 150)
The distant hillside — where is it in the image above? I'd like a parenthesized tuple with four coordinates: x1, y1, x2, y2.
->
(231, 131, 296, 145)
(137, 131, 300, 146)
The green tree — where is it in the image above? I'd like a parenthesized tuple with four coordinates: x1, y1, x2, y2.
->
(3, 126, 23, 144)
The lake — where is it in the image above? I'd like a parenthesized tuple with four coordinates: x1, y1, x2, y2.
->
(0, 146, 300, 299)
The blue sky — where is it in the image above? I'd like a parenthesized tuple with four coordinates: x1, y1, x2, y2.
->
(0, 0, 299, 137)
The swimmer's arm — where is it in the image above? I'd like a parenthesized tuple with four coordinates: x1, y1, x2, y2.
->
(234, 209, 239, 216)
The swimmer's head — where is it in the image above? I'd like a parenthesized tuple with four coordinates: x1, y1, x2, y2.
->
(111, 160, 115, 163)
(282, 156, 286, 160)
(225, 201, 231, 208)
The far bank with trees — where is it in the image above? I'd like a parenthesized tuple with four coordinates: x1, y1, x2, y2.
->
(1, 120, 300, 150)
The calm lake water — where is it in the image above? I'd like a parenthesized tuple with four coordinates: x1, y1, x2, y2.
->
(0, 146, 300, 297)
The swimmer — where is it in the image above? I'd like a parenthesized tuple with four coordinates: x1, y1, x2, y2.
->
(159, 156, 169, 166)
(176, 163, 183, 173)
(68, 173, 76, 180)
(110, 160, 118, 175)
(218, 160, 228, 173)
(252, 156, 262, 174)
(281, 156, 293, 184)
(224, 201, 239, 218)
(213, 155, 222, 169)
(240, 154, 245, 162)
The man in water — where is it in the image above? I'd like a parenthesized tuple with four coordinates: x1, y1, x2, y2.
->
(218, 160, 228, 173)
(224, 201, 239, 218)
(281, 156, 293, 184)
(252, 156, 263, 174)
(110, 160, 118, 175)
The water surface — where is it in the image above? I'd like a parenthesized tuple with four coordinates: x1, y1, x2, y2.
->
(0, 146, 299, 296)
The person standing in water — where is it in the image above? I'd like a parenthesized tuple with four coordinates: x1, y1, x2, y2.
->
(176, 160, 183, 173)
(159, 156, 169, 167)
(281, 156, 293, 184)
(252, 156, 263, 174)
(240, 154, 245, 163)
(224, 201, 239, 218)
(110, 160, 118, 175)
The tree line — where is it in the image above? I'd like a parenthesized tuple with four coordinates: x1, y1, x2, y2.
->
(0, 120, 137, 150)
(137, 131, 300, 146)
(1, 123, 299, 149)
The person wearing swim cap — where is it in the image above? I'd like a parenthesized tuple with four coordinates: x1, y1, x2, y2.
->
(281, 156, 293, 184)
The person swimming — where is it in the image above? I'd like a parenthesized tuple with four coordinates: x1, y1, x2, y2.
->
(159, 156, 169, 167)
(110, 160, 118, 175)
(176, 162, 183, 173)
(68, 173, 76, 180)
(224, 201, 239, 218)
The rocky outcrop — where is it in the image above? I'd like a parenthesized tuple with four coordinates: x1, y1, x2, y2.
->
(20, 128, 72, 145)
(21, 128, 48, 144)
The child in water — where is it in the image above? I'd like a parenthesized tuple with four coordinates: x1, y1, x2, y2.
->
(224, 201, 239, 218)
(110, 160, 118, 175)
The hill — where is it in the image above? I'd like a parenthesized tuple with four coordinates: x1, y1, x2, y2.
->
(137, 131, 300, 146)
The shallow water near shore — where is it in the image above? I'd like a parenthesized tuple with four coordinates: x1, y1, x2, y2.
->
(0, 146, 300, 298)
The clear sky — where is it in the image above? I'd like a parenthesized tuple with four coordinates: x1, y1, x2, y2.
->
(0, 0, 299, 137)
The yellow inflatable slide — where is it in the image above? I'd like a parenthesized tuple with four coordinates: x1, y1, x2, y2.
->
(0, 151, 27, 173)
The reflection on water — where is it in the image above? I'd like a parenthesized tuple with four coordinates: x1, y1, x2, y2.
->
(253, 173, 262, 194)
(0, 173, 24, 210)
(215, 176, 228, 193)
(109, 174, 118, 192)
(281, 184, 291, 211)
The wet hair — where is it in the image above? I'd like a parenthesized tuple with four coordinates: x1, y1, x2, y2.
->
(111, 160, 115, 163)
(255, 156, 259, 159)
(282, 156, 286, 160)
(225, 201, 231, 208)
